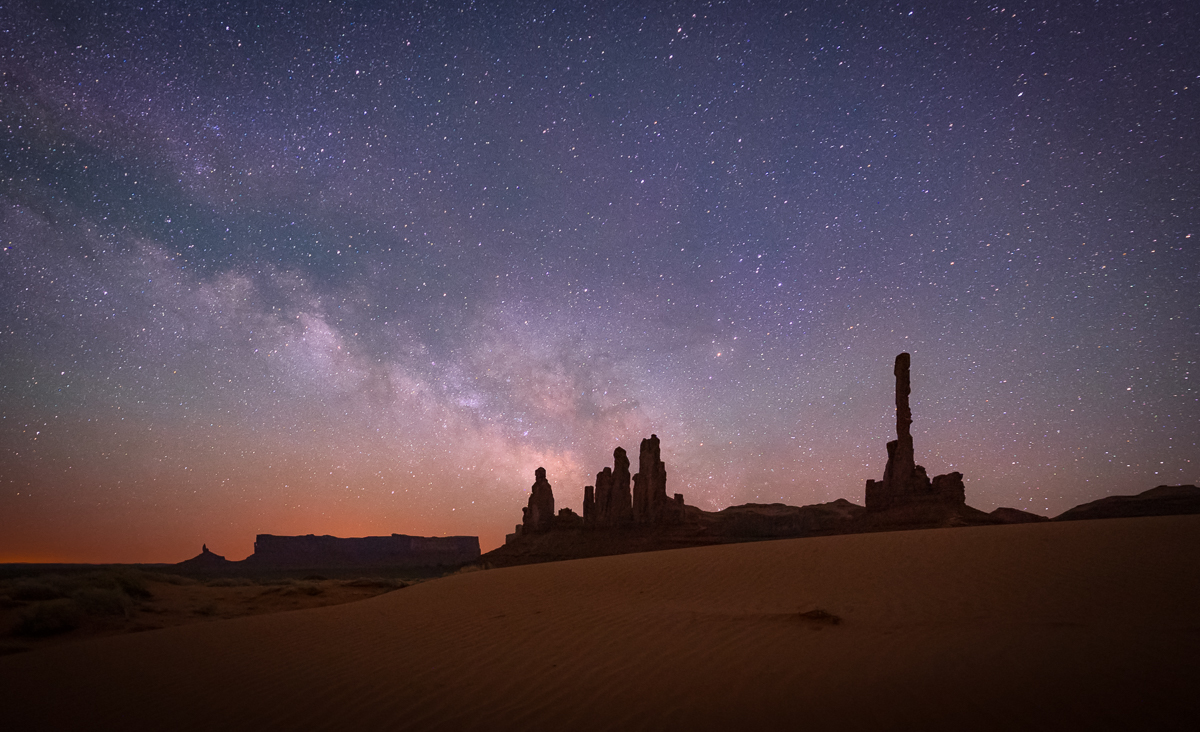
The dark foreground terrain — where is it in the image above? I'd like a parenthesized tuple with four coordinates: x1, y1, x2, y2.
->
(0, 564, 432, 656)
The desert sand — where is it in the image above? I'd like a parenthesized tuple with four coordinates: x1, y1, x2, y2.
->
(3, 515, 1197, 731)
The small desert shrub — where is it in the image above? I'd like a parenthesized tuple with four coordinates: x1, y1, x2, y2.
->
(194, 601, 218, 616)
(279, 582, 324, 597)
(144, 573, 198, 586)
(107, 569, 152, 599)
(7, 577, 71, 602)
(72, 587, 132, 618)
(341, 578, 408, 590)
(14, 599, 86, 637)
(260, 578, 298, 587)
(454, 564, 483, 575)
(206, 577, 254, 587)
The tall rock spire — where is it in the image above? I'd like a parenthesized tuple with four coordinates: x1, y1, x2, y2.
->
(521, 467, 555, 533)
(866, 353, 965, 512)
(608, 447, 634, 525)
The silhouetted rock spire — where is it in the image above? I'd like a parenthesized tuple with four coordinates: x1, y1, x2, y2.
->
(633, 434, 683, 525)
(583, 484, 596, 526)
(608, 447, 634, 525)
(522, 467, 556, 533)
(865, 353, 966, 511)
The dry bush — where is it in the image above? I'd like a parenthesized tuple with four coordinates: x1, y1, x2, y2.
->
(72, 587, 133, 618)
(279, 582, 324, 597)
(144, 572, 198, 586)
(106, 569, 153, 599)
(7, 576, 73, 602)
(340, 578, 409, 590)
(13, 599, 86, 637)
(205, 577, 255, 587)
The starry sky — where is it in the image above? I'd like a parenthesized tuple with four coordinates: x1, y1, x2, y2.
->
(2, 1, 1196, 562)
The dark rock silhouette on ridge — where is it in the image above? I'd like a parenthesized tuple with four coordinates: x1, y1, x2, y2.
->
(582, 485, 596, 527)
(609, 447, 634, 525)
(179, 535, 480, 570)
(521, 467, 556, 534)
(1053, 484, 1200, 522)
(633, 434, 685, 525)
(486, 356, 1200, 569)
(864, 353, 966, 513)
(177, 543, 232, 569)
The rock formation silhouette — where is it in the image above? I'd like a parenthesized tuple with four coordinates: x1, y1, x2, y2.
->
(247, 534, 480, 568)
(586, 447, 637, 527)
(521, 467, 556, 534)
(504, 437, 679, 547)
(633, 434, 684, 525)
(864, 353, 966, 512)
(487, 356, 1200, 568)
(610, 447, 634, 525)
(180, 535, 480, 570)
(1053, 484, 1200, 522)
(176, 543, 231, 569)
(582, 485, 596, 526)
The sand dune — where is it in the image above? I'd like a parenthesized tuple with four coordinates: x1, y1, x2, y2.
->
(4, 515, 1198, 731)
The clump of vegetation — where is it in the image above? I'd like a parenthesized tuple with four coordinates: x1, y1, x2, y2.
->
(279, 582, 324, 597)
(106, 569, 152, 599)
(71, 587, 133, 618)
(259, 578, 300, 587)
(205, 577, 255, 587)
(7, 575, 74, 602)
(193, 601, 218, 616)
(3, 569, 153, 637)
(143, 572, 198, 586)
(797, 608, 842, 626)
(341, 578, 409, 591)
(13, 599, 87, 637)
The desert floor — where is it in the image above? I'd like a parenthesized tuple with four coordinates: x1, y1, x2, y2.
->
(3, 515, 1198, 731)
(0, 571, 413, 656)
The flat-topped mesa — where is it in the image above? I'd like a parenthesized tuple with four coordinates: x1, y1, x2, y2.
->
(865, 353, 966, 512)
(521, 467, 556, 533)
(247, 534, 479, 568)
(633, 434, 684, 525)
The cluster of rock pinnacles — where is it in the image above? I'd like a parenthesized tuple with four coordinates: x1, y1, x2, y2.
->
(510, 353, 965, 543)
(511, 435, 686, 541)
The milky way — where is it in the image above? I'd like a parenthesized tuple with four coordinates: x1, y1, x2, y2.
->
(2, 1, 1196, 561)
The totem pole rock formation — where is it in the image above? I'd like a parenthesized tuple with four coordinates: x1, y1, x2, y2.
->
(865, 353, 966, 512)
(521, 467, 556, 533)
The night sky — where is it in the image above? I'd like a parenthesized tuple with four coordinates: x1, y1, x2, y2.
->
(2, 1, 1196, 562)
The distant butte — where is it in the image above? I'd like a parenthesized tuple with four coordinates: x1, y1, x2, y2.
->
(178, 534, 479, 571)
